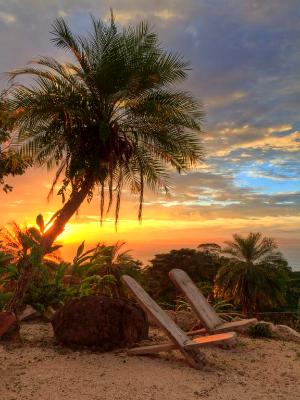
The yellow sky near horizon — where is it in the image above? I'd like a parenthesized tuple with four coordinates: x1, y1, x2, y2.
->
(1, 166, 299, 266)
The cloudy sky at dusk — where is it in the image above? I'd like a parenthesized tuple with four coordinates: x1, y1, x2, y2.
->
(0, 1, 299, 268)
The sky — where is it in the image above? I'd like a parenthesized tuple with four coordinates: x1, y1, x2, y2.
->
(0, 0, 299, 269)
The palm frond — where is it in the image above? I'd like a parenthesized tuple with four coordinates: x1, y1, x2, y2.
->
(5, 13, 204, 226)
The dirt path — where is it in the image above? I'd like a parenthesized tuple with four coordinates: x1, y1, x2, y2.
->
(0, 322, 299, 400)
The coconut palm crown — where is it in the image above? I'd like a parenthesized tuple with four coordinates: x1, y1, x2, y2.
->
(222, 232, 287, 266)
(6, 13, 204, 249)
(215, 232, 290, 313)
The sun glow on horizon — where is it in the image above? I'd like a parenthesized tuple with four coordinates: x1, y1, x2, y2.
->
(55, 214, 300, 243)
(0, 1, 299, 268)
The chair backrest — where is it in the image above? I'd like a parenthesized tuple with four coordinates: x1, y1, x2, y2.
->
(169, 269, 222, 331)
(121, 275, 191, 348)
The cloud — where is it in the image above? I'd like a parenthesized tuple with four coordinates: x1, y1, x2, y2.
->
(0, 11, 15, 24)
(153, 9, 182, 20)
(110, 7, 183, 24)
(214, 129, 300, 157)
(0, 0, 299, 267)
(206, 91, 248, 109)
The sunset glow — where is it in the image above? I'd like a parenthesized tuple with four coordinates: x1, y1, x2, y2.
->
(0, 1, 299, 269)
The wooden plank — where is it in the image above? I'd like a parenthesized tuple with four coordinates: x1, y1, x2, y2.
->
(121, 275, 206, 369)
(128, 332, 237, 355)
(213, 318, 258, 333)
(128, 342, 176, 355)
(122, 275, 190, 346)
(187, 318, 258, 335)
(169, 269, 222, 331)
(187, 328, 207, 336)
(185, 332, 237, 348)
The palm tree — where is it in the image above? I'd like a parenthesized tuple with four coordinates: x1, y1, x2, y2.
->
(0, 216, 62, 314)
(0, 215, 61, 286)
(4, 13, 204, 312)
(90, 241, 140, 275)
(0, 216, 61, 265)
(215, 232, 290, 314)
(86, 241, 142, 296)
(64, 241, 142, 298)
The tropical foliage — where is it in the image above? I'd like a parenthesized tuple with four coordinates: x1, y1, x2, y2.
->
(285, 271, 300, 311)
(5, 13, 204, 249)
(0, 216, 61, 264)
(0, 222, 142, 312)
(3, 13, 204, 312)
(143, 248, 221, 305)
(59, 240, 142, 298)
(0, 226, 298, 325)
(0, 96, 32, 193)
(0, 216, 63, 311)
(215, 232, 291, 313)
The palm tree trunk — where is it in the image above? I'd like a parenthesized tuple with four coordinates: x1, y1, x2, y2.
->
(41, 179, 94, 250)
(5, 258, 33, 313)
(5, 178, 94, 314)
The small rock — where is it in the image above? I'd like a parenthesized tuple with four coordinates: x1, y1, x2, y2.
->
(274, 325, 300, 343)
(256, 321, 277, 332)
(43, 306, 55, 321)
(18, 305, 39, 322)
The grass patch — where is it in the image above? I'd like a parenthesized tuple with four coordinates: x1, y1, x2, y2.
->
(235, 340, 247, 348)
(247, 323, 274, 339)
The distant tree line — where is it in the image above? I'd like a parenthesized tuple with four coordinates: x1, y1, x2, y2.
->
(143, 233, 299, 315)
(1, 221, 298, 317)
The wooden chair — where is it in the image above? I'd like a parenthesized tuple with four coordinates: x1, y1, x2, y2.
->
(121, 275, 237, 369)
(169, 268, 257, 334)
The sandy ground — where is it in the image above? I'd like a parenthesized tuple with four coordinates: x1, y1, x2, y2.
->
(0, 322, 299, 400)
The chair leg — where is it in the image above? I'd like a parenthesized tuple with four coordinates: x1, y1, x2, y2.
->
(181, 347, 206, 369)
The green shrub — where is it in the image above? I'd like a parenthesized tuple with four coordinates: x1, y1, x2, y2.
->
(247, 322, 274, 338)
(212, 299, 243, 321)
(24, 281, 74, 312)
(0, 292, 12, 310)
(78, 274, 117, 297)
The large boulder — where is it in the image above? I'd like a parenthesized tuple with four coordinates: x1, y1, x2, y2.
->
(0, 311, 19, 341)
(52, 296, 149, 350)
